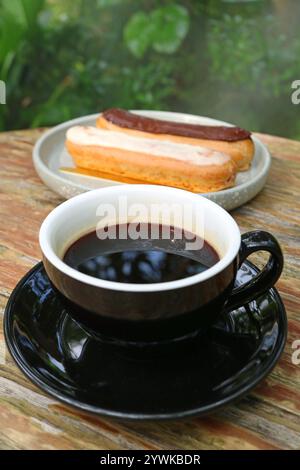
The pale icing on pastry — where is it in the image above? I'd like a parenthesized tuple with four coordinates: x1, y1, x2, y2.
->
(67, 126, 231, 167)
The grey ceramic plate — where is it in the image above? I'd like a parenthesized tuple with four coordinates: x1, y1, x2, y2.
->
(33, 111, 271, 210)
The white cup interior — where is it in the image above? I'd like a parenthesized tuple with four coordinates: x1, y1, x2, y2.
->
(39, 185, 241, 292)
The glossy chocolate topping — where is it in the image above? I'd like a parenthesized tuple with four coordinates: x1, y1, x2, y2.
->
(102, 108, 251, 142)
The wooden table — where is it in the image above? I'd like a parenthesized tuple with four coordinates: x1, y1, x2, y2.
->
(0, 129, 299, 450)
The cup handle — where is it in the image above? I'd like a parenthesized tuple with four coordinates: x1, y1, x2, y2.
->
(225, 230, 284, 311)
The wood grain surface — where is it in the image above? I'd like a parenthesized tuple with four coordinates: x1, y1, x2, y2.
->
(0, 128, 299, 450)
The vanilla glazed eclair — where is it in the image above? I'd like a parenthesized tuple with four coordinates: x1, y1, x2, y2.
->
(97, 109, 254, 171)
(66, 126, 237, 193)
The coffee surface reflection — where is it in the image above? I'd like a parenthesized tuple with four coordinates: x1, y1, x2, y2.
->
(63, 223, 219, 284)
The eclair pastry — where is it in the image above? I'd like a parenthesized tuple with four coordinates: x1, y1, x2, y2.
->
(66, 126, 237, 193)
(97, 109, 254, 171)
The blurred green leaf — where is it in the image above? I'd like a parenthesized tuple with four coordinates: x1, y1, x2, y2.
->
(124, 4, 190, 58)
(1, 0, 27, 26)
(0, 0, 45, 79)
(1, 0, 45, 30)
(22, 0, 45, 31)
(124, 12, 154, 59)
(152, 5, 190, 54)
(0, 14, 24, 79)
(97, 0, 125, 7)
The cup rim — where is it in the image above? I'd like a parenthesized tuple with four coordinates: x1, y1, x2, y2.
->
(39, 185, 241, 292)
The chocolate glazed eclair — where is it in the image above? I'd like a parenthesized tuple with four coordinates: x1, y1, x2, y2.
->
(97, 109, 254, 171)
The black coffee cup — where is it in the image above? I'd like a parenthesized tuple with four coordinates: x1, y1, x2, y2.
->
(39, 185, 283, 342)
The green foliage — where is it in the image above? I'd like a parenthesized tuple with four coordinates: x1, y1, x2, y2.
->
(151, 4, 189, 54)
(124, 4, 189, 58)
(0, 0, 299, 139)
(207, 13, 290, 95)
(124, 12, 153, 59)
(0, 0, 44, 80)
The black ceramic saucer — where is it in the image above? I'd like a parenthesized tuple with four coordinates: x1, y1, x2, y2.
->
(4, 261, 287, 421)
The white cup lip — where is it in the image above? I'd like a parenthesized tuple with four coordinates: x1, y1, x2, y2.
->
(39, 185, 241, 293)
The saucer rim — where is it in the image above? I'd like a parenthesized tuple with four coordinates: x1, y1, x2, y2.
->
(3, 261, 287, 421)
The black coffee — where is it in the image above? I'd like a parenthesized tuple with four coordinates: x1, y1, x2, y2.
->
(63, 223, 219, 284)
